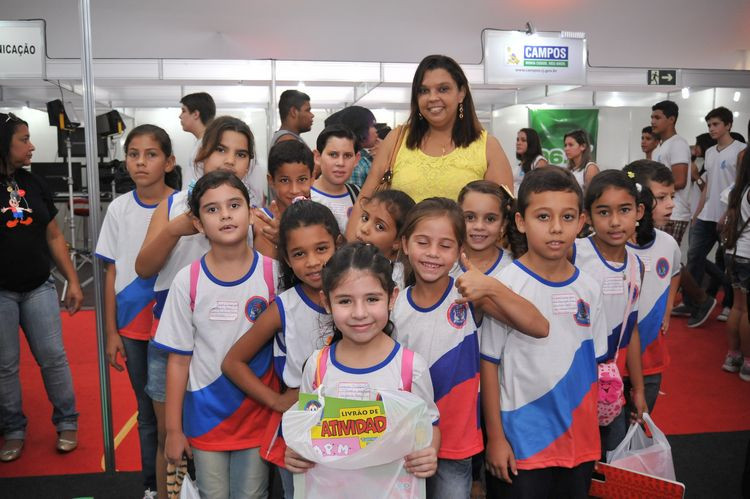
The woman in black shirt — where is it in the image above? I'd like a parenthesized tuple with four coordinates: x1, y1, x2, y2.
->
(0, 113, 83, 462)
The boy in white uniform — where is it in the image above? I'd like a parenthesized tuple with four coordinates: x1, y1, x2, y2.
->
(310, 125, 361, 234)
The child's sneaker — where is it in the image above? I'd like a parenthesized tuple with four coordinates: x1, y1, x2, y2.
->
(717, 306, 731, 322)
(740, 362, 750, 382)
(722, 353, 743, 373)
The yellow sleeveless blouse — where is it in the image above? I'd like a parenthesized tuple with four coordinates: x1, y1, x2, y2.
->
(391, 130, 488, 202)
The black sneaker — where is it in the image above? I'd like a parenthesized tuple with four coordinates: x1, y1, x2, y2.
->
(671, 303, 693, 317)
(687, 297, 717, 328)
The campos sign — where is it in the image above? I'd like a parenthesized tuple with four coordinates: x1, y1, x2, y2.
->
(484, 30, 586, 85)
(0, 20, 45, 78)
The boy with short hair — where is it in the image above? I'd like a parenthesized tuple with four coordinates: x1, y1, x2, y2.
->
(622, 160, 682, 412)
(686, 108, 748, 325)
(481, 166, 607, 497)
(253, 140, 314, 258)
(651, 100, 692, 245)
(179, 92, 216, 190)
(641, 126, 659, 160)
(310, 125, 361, 234)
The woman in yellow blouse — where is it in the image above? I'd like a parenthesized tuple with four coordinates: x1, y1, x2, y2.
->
(347, 54, 512, 239)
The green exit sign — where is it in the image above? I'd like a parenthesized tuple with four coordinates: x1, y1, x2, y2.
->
(647, 70, 677, 86)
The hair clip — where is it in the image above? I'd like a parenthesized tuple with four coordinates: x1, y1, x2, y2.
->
(626, 171, 636, 179)
(635, 182, 642, 193)
(500, 183, 515, 201)
(292, 195, 308, 204)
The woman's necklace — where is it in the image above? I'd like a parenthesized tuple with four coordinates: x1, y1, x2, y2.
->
(425, 130, 453, 157)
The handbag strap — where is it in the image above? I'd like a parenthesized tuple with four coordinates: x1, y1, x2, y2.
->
(612, 252, 639, 363)
(380, 126, 406, 186)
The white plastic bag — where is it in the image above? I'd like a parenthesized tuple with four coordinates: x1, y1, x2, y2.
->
(606, 413, 676, 481)
(282, 388, 433, 499)
(179, 474, 200, 499)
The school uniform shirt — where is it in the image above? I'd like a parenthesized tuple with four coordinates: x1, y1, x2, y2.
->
(625, 230, 681, 375)
(480, 260, 607, 469)
(699, 141, 747, 223)
(310, 186, 354, 235)
(449, 248, 512, 281)
(152, 190, 211, 331)
(95, 190, 163, 340)
(153, 252, 279, 451)
(391, 278, 482, 460)
(300, 341, 440, 424)
(392, 261, 405, 292)
(731, 186, 750, 259)
(273, 284, 331, 389)
(573, 237, 641, 370)
(653, 135, 692, 222)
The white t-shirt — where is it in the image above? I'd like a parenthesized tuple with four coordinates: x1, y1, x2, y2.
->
(699, 141, 747, 223)
(392, 261, 405, 292)
(729, 186, 750, 259)
(181, 138, 202, 191)
(152, 252, 279, 450)
(273, 284, 331, 389)
(310, 186, 354, 235)
(573, 237, 641, 366)
(449, 248, 512, 281)
(391, 278, 482, 459)
(626, 230, 681, 374)
(95, 190, 162, 340)
(653, 134, 692, 222)
(300, 341, 439, 424)
(513, 155, 546, 194)
(480, 260, 606, 469)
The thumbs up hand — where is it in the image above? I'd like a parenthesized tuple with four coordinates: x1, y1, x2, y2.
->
(455, 253, 496, 304)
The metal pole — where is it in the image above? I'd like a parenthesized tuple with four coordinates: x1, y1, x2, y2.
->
(78, 0, 115, 472)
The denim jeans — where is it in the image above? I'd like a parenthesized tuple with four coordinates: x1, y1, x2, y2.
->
(192, 446, 269, 499)
(122, 337, 157, 491)
(600, 408, 628, 459)
(277, 465, 294, 499)
(0, 277, 78, 439)
(426, 457, 473, 499)
(686, 219, 730, 308)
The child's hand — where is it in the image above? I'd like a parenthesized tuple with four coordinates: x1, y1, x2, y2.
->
(272, 389, 299, 413)
(285, 447, 315, 473)
(660, 316, 670, 335)
(485, 436, 517, 483)
(169, 212, 199, 237)
(629, 389, 647, 424)
(105, 331, 126, 372)
(455, 253, 495, 304)
(165, 430, 192, 464)
(404, 446, 438, 478)
(255, 202, 280, 246)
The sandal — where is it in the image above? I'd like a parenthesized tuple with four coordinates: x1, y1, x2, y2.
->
(0, 439, 24, 462)
(56, 430, 78, 453)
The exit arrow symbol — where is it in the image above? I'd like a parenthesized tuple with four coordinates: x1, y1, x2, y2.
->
(661, 73, 673, 82)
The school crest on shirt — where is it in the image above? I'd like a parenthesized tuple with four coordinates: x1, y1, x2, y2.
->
(447, 303, 468, 329)
(655, 257, 670, 279)
(574, 299, 591, 327)
(245, 296, 269, 322)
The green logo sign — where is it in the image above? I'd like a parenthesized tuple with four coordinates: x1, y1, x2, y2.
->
(528, 109, 599, 165)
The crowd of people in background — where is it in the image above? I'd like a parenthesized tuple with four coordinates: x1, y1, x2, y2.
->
(1, 52, 748, 499)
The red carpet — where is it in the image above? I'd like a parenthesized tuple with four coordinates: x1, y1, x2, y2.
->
(0, 311, 140, 478)
(1, 308, 749, 478)
(653, 306, 750, 435)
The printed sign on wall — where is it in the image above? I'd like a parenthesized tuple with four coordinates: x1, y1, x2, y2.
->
(528, 109, 599, 165)
(484, 30, 586, 85)
(0, 20, 45, 79)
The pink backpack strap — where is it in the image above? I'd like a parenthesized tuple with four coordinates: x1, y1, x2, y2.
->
(312, 346, 331, 390)
(189, 259, 201, 312)
(400, 347, 414, 392)
(262, 255, 275, 302)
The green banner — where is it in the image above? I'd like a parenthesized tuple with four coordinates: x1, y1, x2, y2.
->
(528, 109, 599, 165)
